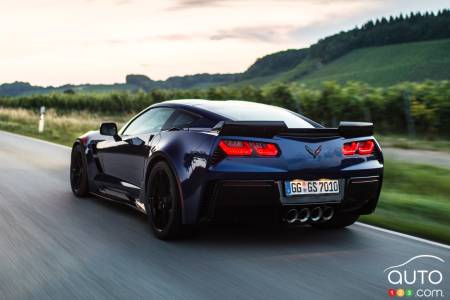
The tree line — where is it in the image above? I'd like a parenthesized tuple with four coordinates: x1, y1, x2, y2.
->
(311, 10, 450, 63)
(0, 80, 448, 137)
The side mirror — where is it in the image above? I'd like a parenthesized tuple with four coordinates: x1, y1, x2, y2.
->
(100, 122, 118, 137)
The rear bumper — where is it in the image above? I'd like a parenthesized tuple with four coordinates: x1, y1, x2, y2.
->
(198, 176, 382, 223)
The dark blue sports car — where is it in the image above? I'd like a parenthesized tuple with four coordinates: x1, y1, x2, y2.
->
(70, 100, 383, 239)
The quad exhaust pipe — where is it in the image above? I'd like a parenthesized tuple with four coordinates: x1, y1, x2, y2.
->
(283, 206, 334, 224)
(284, 209, 299, 224)
(297, 208, 310, 223)
(310, 207, 323, 222)
(322, 206, 334, 221)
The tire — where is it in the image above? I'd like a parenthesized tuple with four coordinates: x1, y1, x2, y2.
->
(146, 161, 183, 240)
(70, 144, 89, 197)
(312, 212, 359, 229)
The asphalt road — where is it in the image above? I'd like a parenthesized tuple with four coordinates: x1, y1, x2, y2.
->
(383, 147, 450, 169)
(0, 130, 449, 300)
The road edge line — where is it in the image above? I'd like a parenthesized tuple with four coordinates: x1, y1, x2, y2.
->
(355, 222, 450, 250)
(2, 130, 449, 249)
(0, 130, 71, 150)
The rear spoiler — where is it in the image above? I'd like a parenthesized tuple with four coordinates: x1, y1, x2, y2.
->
(338, 121, 374, 138)
(212, 121, 373, 138)
(212, 121, 288, 138)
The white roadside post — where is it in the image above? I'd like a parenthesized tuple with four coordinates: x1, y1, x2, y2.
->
(38, 106, 46, 133)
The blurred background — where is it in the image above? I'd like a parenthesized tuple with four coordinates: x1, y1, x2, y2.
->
(0, 0, 449, 243)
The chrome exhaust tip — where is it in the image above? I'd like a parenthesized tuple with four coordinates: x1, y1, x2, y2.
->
(297, 208, 310, 223)
(284, 209, 298, 224)
(310, 207, 323, 222)
(322, 206, 334, 221)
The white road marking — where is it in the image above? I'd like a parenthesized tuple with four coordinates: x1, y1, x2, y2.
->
(0, 130, 71, 150)
(355, 222, 450, 250)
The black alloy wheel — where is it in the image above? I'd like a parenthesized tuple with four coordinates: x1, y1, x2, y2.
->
(70, 144, 88, 197)
(147, 161, 182, 239)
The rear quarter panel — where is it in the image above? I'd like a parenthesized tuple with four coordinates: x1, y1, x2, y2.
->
(145, 130, 217, 224)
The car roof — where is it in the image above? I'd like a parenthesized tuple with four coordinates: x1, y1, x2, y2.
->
(155, 99, 280, 110)
(151, 99, 320, 128)
(152, 99, 278, 119)
(151, 99, 230, 122)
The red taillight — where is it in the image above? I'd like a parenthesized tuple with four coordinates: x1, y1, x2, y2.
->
(342, 140, 375, 156)
(251, 142, 279, 156)
(219, 140, 253, 156)
(342, 141, 358, 156)
(357, 140, 375, 155)
(218, 140, 279, 157)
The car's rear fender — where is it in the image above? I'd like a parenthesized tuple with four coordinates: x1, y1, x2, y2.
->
(142, 130, 217, 224)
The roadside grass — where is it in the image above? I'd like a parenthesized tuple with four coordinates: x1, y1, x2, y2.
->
(378, 135, 450, 153)
(0, 108, 130, 146)
(361, 160, 450, 244)
(1, 108, 449, 244)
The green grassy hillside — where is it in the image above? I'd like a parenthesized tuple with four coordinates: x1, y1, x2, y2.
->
(231, 39, 450, 87)
(298, 38, 450, 86)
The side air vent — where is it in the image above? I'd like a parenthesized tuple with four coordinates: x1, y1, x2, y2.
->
(199, 182, 217, 222)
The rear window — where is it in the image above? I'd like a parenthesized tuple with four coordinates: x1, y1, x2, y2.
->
(164, 109, 216, 129)
(170, 111, 199, 128)
(196, 101, 314, 128)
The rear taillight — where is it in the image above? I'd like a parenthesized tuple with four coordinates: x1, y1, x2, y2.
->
(343, 140, 375, 156)
(252, 142, 279, 156)
(218, 140, 279, 157)
(342, 141, 358, 156)
(357, 140, 375, 155)
(219, 140, 252, 156)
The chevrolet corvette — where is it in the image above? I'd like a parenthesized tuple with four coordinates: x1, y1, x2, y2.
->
(70, 100, 383, 239)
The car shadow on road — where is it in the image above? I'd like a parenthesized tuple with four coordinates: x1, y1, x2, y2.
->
(193, 223, 362, 248)
(80, 194, 365, 255)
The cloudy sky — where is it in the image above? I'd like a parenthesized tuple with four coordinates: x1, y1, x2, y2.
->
(0, 0, 448, 85)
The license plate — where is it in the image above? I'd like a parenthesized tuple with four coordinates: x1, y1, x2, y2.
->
(285, 179, 339, 196)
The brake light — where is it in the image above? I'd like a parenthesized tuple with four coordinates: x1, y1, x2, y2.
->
(219, 140, 253, 156)
(357, 140, 375, 155)
(342, 142, 358, 156)
(218, 140, 279, 157)
(342, 140, 375, 156)
(251, 142, 279, 156)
